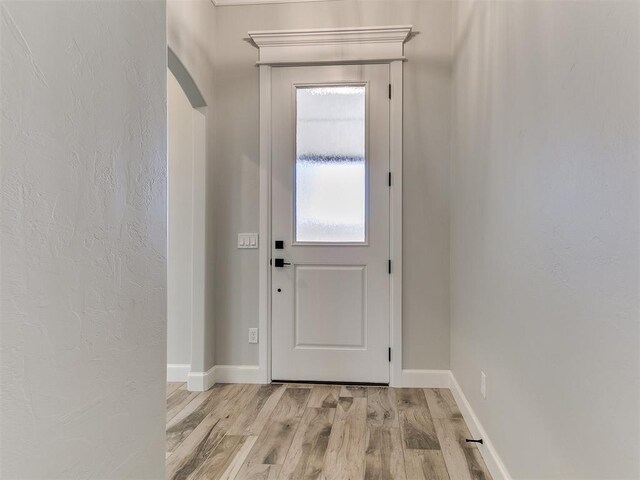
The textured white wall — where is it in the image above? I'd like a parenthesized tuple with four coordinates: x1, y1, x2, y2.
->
(451, 1, 640, 478)
(168, 0, 453, 369)
(168, 70, 194, 366)
(0, 1, 167, 478)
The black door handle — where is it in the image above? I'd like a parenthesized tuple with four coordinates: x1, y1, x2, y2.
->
(274, 258, 292, 268)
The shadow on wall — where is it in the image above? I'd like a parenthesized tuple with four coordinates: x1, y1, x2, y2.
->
(168, 47, 206, 109)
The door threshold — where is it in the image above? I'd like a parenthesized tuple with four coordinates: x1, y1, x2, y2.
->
(272, 379, 389, 387)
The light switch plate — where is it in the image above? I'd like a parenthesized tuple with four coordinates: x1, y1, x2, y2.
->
(248, 328, 258, 344)
(238, 233, 258, 249)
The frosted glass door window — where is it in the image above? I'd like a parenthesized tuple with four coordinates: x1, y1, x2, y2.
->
(295, 86, 366, 242)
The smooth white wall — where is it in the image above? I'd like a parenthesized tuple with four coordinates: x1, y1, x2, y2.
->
(168, 70, 194, 366)
(168, 0, 453, 369)
(0, 1, 167, 478)
(451, 1, 640, 478)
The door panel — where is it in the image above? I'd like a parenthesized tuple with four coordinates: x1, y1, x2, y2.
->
(271, 64, 390, 383)
(295, 265, 367, 348)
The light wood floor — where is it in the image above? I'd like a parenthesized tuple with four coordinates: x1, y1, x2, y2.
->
(166, 382, 492, 480)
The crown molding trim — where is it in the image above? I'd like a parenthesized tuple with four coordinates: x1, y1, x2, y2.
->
(213, 0, 334, 5)
(248, 25, 412, 65)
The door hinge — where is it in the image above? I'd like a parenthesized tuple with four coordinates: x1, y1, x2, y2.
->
(388, 84, 392, 99)
(388, 259, 392, 274)
(388, 348, 391, 362)
(388, 171, 392, 186)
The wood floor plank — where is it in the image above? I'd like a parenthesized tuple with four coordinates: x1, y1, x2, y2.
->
(166, 385, 236, 453)
(227, 384, 286, 435)
(364, 427, 406, 480)
(167, 412, 228, 480)
(403, 449, 451, 480)
(233, 463, 280, 480)
(396, 388, 440, 450)
(242, 384, 288, 436)
(187, 435, 247, 480)
(166, 384, 258, 480)
(320, 397, 367, 480)
(167, 389, 199, 423)
(219, 436, 258, 480)
(307, 385, 340, 408)
(165, 384, 491, 480)
(242, 387, 312, 466)
(168, 390, 213, 430)
(434, 418, 492, 480)
(168, 383, 188, 396)
(166, 391, 214, 453)
(167, 382, 183, 397)
(367, 387, 398, 428)
(340, 386, 368, 398)
(462, 446, 492, 480)
(279, 407, 335, 480)
(423, 389, 462, 420)
(438, 415, 475, 448)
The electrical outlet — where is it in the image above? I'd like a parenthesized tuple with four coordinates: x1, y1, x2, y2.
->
(248, 328, 258, 344)
(480, 371, 487, 399)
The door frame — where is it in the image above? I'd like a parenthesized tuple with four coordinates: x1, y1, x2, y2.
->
(250, 26, 411, 387)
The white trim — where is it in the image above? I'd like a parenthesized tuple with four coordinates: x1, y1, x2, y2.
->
(389, 60, 403, 388)
(187, 366, 216, 392)
(258, 64, 272, 384)
(186, 365, 262, 391)
(190, 107, 208, 374)
(255, 58, 407, 67)
(167, 364, 191, 383)
(395, 369, 452, 388)
(249, 26, 412, 66)
(214, 0, 333, 5)
(450, 374, 513, 480)
(249, 26, 412, 46)
(212, 365, 263, 384)
(167, 48, 209, 377)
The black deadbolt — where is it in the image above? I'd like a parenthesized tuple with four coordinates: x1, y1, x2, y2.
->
(275, 240, 284, 249)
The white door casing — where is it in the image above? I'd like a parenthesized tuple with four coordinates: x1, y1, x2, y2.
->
(252, 26, 410, 386)
(271, 65, 390, 383)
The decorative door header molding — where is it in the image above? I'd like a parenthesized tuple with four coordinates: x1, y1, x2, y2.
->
(248, 25, 412, 66)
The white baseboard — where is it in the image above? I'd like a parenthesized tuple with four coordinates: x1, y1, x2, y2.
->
(186, 365, 262, 391)
(449, 373, 512, 480)
(212, 365, 262, 384)
(187, 366, 216, 391)
(167, 364, 190, 383)
(395, 369, 452, 388)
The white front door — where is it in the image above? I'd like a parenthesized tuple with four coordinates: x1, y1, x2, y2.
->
(271, 64, 390, 383)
